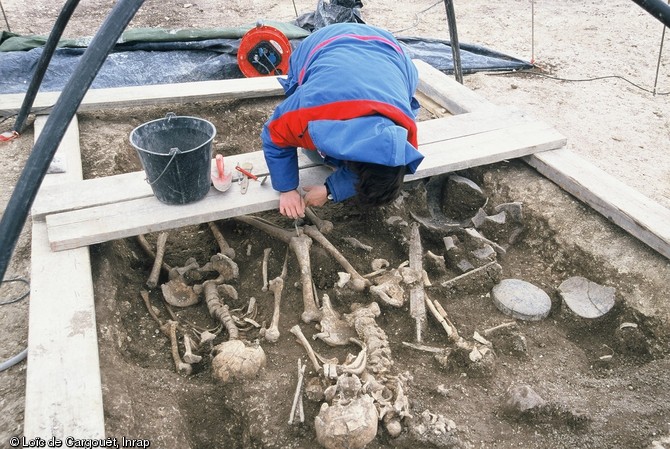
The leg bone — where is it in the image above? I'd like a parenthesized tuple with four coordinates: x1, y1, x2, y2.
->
(303, 225, 370, 292)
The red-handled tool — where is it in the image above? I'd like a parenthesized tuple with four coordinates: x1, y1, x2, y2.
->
(235, 164, 258, 181)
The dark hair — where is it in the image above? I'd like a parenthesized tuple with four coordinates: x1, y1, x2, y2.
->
(348, 161, 406, 207)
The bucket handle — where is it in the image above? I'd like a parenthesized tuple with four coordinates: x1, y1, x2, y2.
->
(145, 147, 180, 186)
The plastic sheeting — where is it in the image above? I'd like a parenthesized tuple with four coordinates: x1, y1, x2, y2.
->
(0, 7, 532, 95)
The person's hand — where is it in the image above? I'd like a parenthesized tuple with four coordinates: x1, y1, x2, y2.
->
(303, 184, 328, 208)
(279, 189, 305, 218)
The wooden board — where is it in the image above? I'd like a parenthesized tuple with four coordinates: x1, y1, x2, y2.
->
(24, 115, 105, 438)
(44, 111, 566, 251)
(526, 149, 670, 260)
(32, 107, 542, 220)
(0, 75, 284, 116)
(414, 58, 670, 261)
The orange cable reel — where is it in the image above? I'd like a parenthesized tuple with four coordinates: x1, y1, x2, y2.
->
(237, 22, 292, 78)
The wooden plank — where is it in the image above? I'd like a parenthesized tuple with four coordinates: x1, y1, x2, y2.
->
(24, 115, 105, 438)
(45, 120, 566, 251)
(0, 76, 285, 115)
(407, 120, 566, 181)
(32, 107, 538, 220)
(526, 148, 670, 260)
(414, 59, 497, 115)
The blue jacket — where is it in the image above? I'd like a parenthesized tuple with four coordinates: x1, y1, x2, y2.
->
(261, 23, 424, 202)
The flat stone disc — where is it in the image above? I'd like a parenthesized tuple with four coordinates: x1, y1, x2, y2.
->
(558, 276, 616, 319)
(492, 279, 551, 321)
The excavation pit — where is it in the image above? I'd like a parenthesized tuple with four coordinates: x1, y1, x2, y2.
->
(67, 97, 670, 449)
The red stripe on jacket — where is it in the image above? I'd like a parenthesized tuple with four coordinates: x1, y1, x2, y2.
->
(267, 99, 418, 152)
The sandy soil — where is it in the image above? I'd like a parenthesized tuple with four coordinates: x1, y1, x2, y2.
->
(1, 1, 669, 448)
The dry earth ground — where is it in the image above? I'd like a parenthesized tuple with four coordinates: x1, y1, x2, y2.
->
(1, 1, 669, 448)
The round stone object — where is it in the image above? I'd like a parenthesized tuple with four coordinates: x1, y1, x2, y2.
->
(558, 276, 616, 319)
(491, 279, 552, 321)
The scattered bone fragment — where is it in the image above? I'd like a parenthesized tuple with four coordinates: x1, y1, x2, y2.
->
(408, 222, 427, 343)
(261, 247, 272, 292)
(289, 359, 307, 425)
(182, 334, 202, 364)
(424, 250, 447, 274)
(342, 237, 373, 252)
(208, 221, 236, 259)
(165, 320, 192, 375)
(146, 231, 169, 289)
(482, 321, 517, 337)
(335, 272, 351, 288)
(304, 225, 371, 292)
(406, 409, 461, 448)
(306, 207, 334, 234)
(440, 261, 502, 289)
(313, 293, 357, 347)
(315, 374, 378, 449)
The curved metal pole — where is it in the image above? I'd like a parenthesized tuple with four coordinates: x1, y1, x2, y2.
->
(11, 0, 82, 135)
(630, 0, 670, 28)
(0, 0, 146, 282)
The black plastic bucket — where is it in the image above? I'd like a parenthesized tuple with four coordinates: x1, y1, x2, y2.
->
(130, 113, 216, 205)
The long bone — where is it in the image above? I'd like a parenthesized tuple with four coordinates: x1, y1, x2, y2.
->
(261, 247, 271, 292)
(137, 234, 171, 275)
(146, 231, 168, 289)
(303, 225, 371, 292)
(305, 207, 333, 234)
(261, 249, 289, 343)
(208, 221, 236, 259)
(290, 325, 322, 372)
(165, 320, 192, 375)
(236, 216, 321, 323)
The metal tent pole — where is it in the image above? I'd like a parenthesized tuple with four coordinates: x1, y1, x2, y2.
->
(443, 0, 463, 84)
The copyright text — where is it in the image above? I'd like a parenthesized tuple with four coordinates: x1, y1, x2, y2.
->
(8, 436, 151, 448)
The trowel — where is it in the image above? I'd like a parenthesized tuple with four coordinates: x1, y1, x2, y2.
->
(211, 154, 233, 192)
